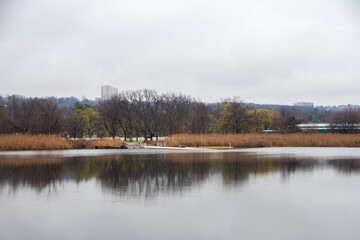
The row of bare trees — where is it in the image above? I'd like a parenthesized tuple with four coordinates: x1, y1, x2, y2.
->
(0, 91, 210, 139)
(0, 96, 65, 134)
(96, 90, 209, 140)
(1, 90, 359, 138)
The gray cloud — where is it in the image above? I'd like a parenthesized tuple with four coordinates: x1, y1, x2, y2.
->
(0, 0, 359, 105)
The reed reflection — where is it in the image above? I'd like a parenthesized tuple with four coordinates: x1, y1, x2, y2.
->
(0, 153, 359, 197)
(328, 159, 360, 174)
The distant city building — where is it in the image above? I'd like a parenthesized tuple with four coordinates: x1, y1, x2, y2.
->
(293, 102, 314, 108)
(338, 104, 360, 110)
(101, 85, 118, 100)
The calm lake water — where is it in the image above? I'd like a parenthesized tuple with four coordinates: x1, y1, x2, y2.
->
(1, 148, 360, 240)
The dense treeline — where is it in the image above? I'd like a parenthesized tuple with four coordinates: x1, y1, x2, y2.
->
(0, 90, 359, 139)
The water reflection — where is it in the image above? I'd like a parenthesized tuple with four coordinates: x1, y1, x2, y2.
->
(0, 152, 359, 197)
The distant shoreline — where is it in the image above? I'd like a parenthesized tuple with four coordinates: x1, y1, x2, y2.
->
(0, 133, 359, 151)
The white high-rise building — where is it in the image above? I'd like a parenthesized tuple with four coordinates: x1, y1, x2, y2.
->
(101, 85, 118, 100)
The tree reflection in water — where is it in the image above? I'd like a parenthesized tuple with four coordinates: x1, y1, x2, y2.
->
(0, 152, 359, 197)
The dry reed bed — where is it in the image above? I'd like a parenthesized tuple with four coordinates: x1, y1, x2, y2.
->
(0, 134, 72, 151)
(70, 138, 125, 149)
(1, 133, 360, 151)
(0, 134, 126, 151)
(165, 133, 360, 148)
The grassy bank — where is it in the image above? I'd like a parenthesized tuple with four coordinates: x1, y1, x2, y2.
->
(0, 134, 128, 151)
(1, 133, 360, 151)
(0, 134, 129, 151)
(0, 134, 73, 151)
(165, 133, 360, 148)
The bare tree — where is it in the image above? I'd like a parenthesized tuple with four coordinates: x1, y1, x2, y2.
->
(277, 108, 300, 133)
(188, 101, 210, 134)
(162, 92, 192, 135)
(67, 115, 84, 138)
(329, 108, 360, 133)
(97, 97, 121, 138)
(140, 89, 164, 140)
(33, 99, 65, 134)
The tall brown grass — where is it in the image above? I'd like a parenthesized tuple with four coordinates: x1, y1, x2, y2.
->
(0, 134, 127, 151)
(0, 134, 72, 151)
(0, 134, 126, 151)
(1, 133, 359, 151)
(165, 133, 360, 148)
(70, 138, 125, 149)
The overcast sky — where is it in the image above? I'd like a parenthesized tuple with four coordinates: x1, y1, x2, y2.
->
(0, 0, 359, 105)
